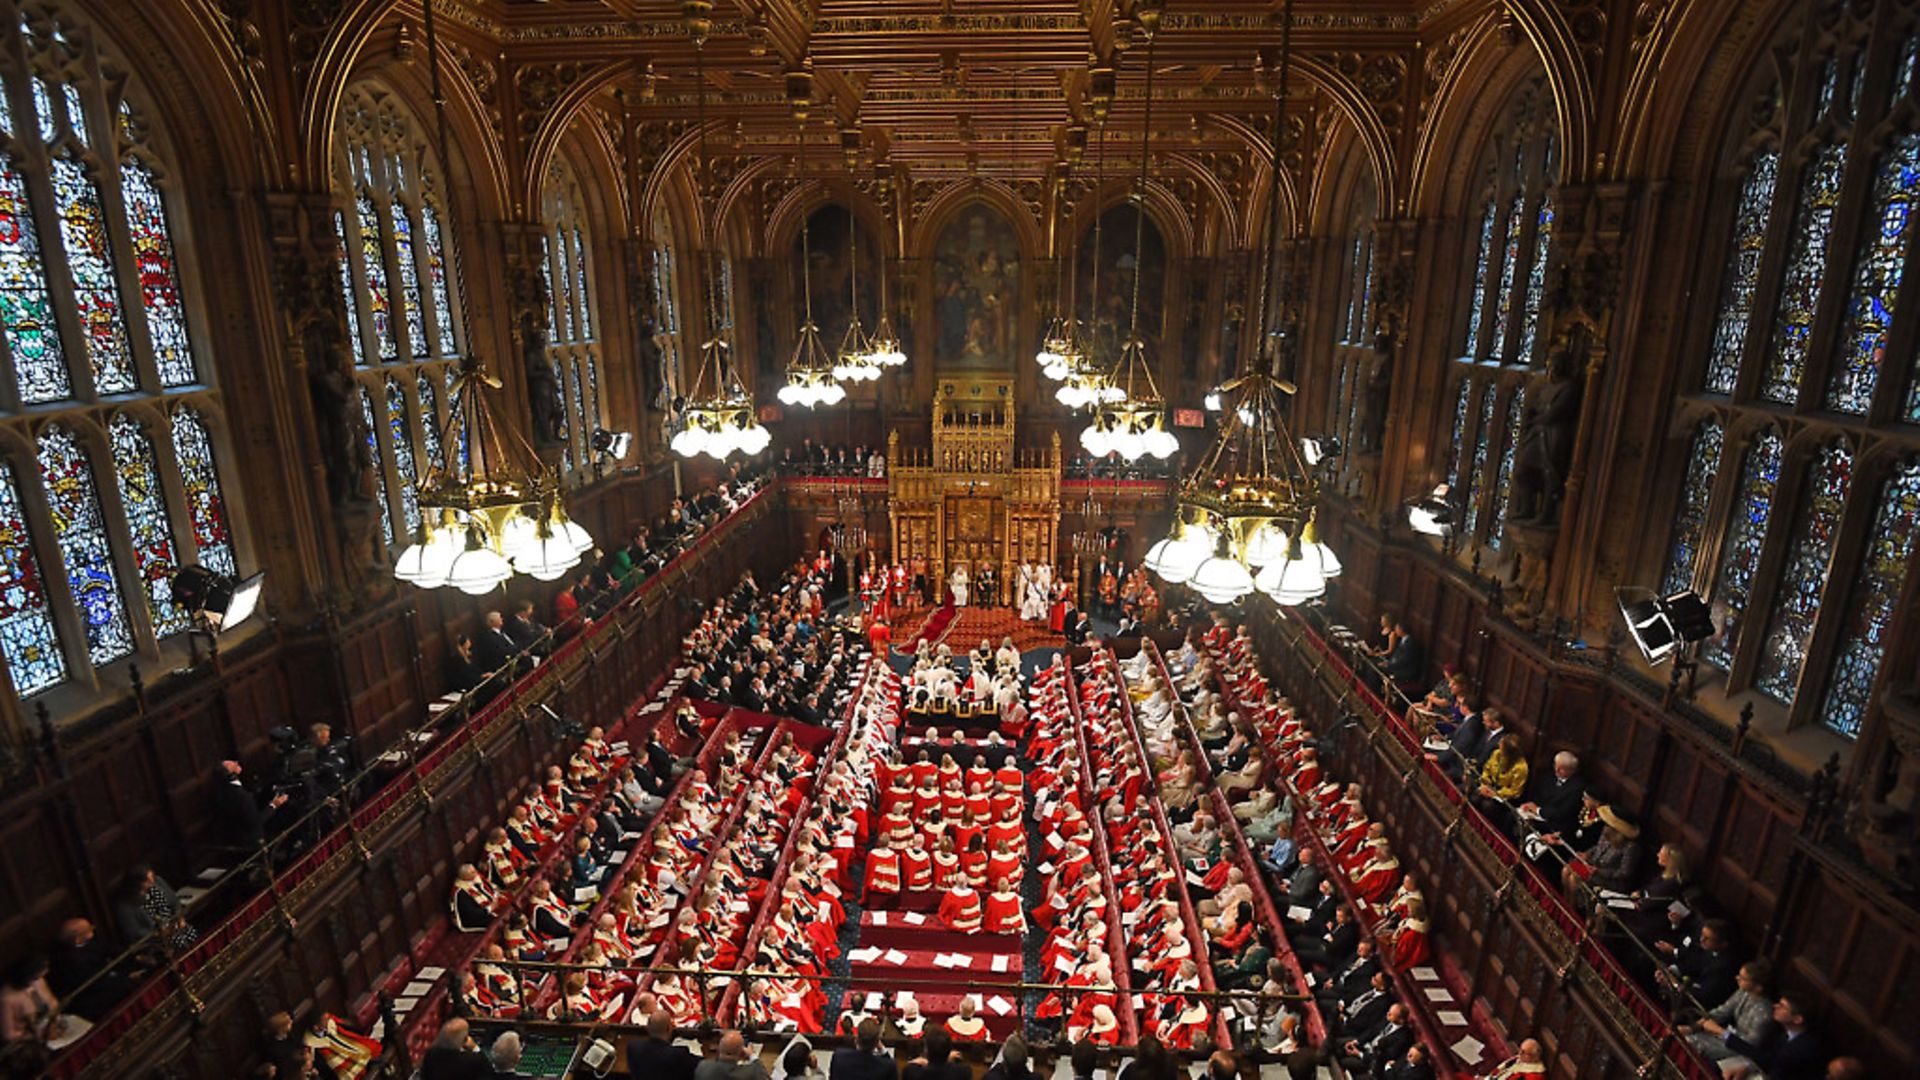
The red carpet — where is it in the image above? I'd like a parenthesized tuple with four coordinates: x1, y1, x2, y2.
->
(903, 603, 959, 649)
(922, 606, 1065, 654)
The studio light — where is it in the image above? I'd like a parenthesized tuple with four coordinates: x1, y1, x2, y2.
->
(1407, 483, 1456, 537)
(172, 565, 267, 632)
(590, 427, 632, 461)
(1615, 587, 1716, 665)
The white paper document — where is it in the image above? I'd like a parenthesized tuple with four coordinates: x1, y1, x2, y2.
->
(1437, 1010, 1468, 1027)
(1424, 987, 1454, 1002)
(403, 980, 433, 996)
(883, 948, 909, 965)
(418, 966, 446, 979)
(901, 912, 927, 926)
(991, 955, 1010, 973)
(1410, 966, 1439, 981)
(869, 911, 888, 926)
(1287, 905, 1313, 922)
(986, 995, 1013, 1016)
(848, 947, 882, 964)
(1451, 1036, 1486, 1065)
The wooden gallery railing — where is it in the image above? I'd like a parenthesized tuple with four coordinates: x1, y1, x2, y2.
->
(1249, 606, 1717, 1080)
(56, 485, 787, 1079)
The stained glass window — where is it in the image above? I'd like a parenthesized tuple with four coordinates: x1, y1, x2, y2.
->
(355, 193, 396, 361)
(1490, 388, 1527, 549)
(107, 414, 183, 636)
(541, 236, 558, 340)
(1825, 133, 1920, 413)
(1894, 34, 1920, 110)
(1517, 198, 1554, 364)
(1660, 420, 1725, 597)
(30, 79, 54, 144)
(360, 386, 392, 548)
(1821, 460, 1920, 737)
(1464, 201, 1496, 358)
(333, 211, 364, 366)
(50, 156, 136, 394)
(1360, 232, 1377, 335)
(120, 159, 195, 387)
(0, 150, 68, 403)
(1703, 427, 1783, 669)
(1448, 379, 1472, 492)
(1755, 442, 1853, 702)
(170, 408, 235, 578)
(1704, 151, 1778, 395)
(551, 357, 572, 474)
(61, 83, 87, 146)
(389, 203, 428, 359)
(573, 227, 592, 340)
(1759, 141, 1847, 404)
(552, 227, 575, 342)
(0, 460, 65, 695)
(1489, 195, 1525, 360)
(571, 355, 589, 440)
(385, 378, 420, 534)
(421, 202, 455, 355)
(1462, 384, 1498, 540)
(584, 356, 599, 439)
(38, 426, 133, 665)
(416, 372, 441, 467)
(1332, 360, 1349, 444)
(1344, 233, 1365, 343)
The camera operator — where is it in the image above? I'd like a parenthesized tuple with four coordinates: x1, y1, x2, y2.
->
(211, 759, 288, 852)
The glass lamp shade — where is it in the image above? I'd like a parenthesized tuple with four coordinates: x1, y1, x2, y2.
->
(1302, 536, 1343, 578)
(817, 379, 847, 406)
(395, 524, 460, 587)
(1109, 427, 1147, 462)
(546, 506, 594, 554)
(1143, 421, 1179, 459)
(1190, 555, 1256, 604)
(1255, 551, 1328, 605)
(445, 542, 513, 596)
(1080, 421, 1113, 458)
(776, 380, 808, 406)
(513, 532, 583, 581)
(1144, 524, 1211, 585)
(1204, 390, 1222, 411)
(670, 423, 711, 458)
(498, 513, 540, 562)
(735, 420, 771, 455)
(1042, 357, 1070, 381)
(1238, 520, 1290, 568)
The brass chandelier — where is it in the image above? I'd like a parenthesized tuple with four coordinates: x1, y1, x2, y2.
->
(1080, 29, 1176, 462)
(670, 20, 770, 459)
(394, 0, 591, 593)
(1143, 0, 1339, 605)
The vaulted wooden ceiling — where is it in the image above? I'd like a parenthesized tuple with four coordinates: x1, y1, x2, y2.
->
(445, 0, 1448, 183)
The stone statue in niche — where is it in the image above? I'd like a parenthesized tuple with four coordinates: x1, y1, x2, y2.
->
(521, 316, 562, 448)
(1358, 331, 1393, 453)
(305, 319, 363, 507)
(1508, 347, 1582, 526)
(637, 311, 666, 411)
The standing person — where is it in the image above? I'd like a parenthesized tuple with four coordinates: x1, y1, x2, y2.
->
(829, 1019, 894, 1080)
(419, 1019, 491, 1080)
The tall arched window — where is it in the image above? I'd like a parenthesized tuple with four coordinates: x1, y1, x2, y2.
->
(0, 8, 243, 700)
(332, 84, 463, 548)
(1437, 80, 1558, 558)
(1667, 14, 1920, 734)
(650, 200, 684, 410)
(542, 156, 601, 481)
(1327, 186, 1376, 486)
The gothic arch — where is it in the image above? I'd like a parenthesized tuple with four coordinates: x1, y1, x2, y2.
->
(1061, 177, 1196, 263)
(1411, 21, 1566, 219)
(909, 180, 1044, 262)
(519, 58, 629, 219)
(300, 6, 507, 219)
(1617, 0, 1801, 180)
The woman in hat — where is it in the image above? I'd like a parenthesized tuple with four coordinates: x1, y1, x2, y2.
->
(1562, 805, 1642, 906)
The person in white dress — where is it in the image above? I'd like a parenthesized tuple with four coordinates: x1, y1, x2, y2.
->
(1019, 562, 1046, 621)
(950, 563, 970, 607)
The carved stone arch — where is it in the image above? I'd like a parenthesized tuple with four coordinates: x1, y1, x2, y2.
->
(1412, 34, 1564, 220)
(907, 180, 1044, 262)
(1310, 122, 1378, 238)
(332, 58, 511, 229)
(1210, 114, 1304, 240)
(712, 154, 788, 259)
(1061, 177, 1195, 262)
(42, 0, 275, 194)
(519, 60, 630, 219)
(544, 118, 629, 246)
(1495, 0, 1598, 183)
(634, 118, 760, 249)
(300, 6, 507, 217)
(1655, 0, 1816, 188)
(1160, 153, 1244, 253)
(1255, 52, 1396, 209)
(1614, 0, 1798, 177)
